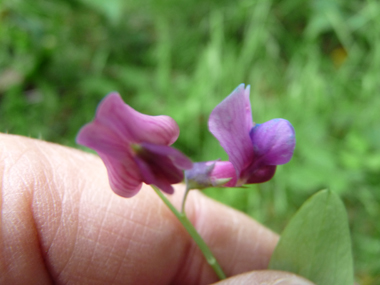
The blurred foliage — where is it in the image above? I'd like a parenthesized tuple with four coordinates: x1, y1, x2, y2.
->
(1, 0, 379, 283)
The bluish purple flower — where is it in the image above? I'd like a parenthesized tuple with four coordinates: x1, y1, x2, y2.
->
(186, 84, 295, 188)
(77, 92, 192, 197)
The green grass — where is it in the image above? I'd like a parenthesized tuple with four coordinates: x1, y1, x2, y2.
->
(1, 0, 379, 283)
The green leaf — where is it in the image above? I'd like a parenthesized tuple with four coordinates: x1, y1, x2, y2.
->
(269, 189, 354, 285)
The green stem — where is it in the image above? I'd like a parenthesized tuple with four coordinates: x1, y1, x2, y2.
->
(180, 185, 190, 213)
(152, 185, 226, 280)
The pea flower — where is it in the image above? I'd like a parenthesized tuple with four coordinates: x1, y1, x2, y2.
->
(76, 92, 192, 197)
(185, 84, 295, 189)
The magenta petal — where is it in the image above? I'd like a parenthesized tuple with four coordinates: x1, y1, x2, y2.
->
(250, 119, 295, 165)
(133, 143, 191, 194)
(245, 165, 277, 184)
(210, 161, 237, 187)
(76, 121, 127, 158)
(208, 84, 254, 176)
(140, 142, 193, 170)
(96, 93, 180, 145)
(99, 153, 143, 198)
(133, 156, 175, 194)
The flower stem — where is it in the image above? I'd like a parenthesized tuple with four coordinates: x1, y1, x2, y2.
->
(180, 186, 190, 213)
(152, 185, 226, 280)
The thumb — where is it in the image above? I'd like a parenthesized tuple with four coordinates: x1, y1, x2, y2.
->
(213, 270, 314, 285)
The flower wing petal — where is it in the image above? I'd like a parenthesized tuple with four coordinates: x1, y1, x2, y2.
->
(134, 156, 175, 194)
(96, 92, 179, 145)
(250, 119, 295, 165)
(208, 84, 254, 176)
(140, 142, 193, 170)
(133, 143, 191, 194)
(245, 165, 277, 184)
(99, 153, 143, 198)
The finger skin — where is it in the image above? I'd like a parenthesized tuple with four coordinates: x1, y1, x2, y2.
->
(214, 270, 314, 285)
(0, 134, 279, 284)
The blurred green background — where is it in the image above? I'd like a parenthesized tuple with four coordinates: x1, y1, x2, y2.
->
(1, 0, 379, 283)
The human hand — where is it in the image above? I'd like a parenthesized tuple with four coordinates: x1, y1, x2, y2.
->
(0, 134, 312, 284)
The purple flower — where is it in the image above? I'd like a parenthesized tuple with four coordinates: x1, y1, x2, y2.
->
(76, 92, 192, 197)
(185, 84, 295, 188)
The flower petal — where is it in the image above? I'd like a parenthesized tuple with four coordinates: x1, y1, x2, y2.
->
(76, 121, 127, 158)
(140, 142, 193, 170)
(208, 84, 254, 176)
(210, 161, 237, 187)
(244, 165, 277, 184)
(96, 92, 180, 145)
(133, 156, 175, 194)
(99, 153, 143, 198)
(250, 119, 296, 165)
(132, 143, 191, 194)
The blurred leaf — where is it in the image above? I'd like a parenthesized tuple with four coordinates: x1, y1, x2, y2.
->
(269, 189, 354, 285)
